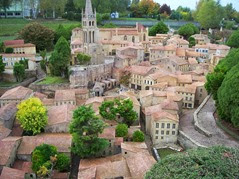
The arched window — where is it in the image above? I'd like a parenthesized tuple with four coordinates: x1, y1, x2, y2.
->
(89, 31, 92, 43)
(93, 31, 95, 43)
(124, 35, 127, 40)
(89, 21, 91, 26)
(132, 36, 135, 43)
(92, 21, 95, 26)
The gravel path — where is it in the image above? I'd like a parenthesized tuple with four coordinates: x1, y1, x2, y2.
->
(180, 98, 239, 147)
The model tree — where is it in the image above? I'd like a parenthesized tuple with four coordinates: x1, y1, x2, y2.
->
(149, 21, 169, 36)
(0, 56, 5, 74)
(133, 130, 145, 142)
(188, 37, 196, 48)
(69, 106, 109, 158)
(116, 124, 128, 138)
(18, 23, 55, 51)
(17, 98, 48, 135)
(77, 53, 91, 65)
(49, 36, 71, 77)
(13, 62, 25, 82)
(227, 30, 239, 49)
(178, 23, 199, 40)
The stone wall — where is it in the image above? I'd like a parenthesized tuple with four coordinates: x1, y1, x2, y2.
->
(178, 130, 206, 149)
(193, 95, 212, 137)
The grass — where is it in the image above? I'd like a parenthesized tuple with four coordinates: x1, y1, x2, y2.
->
(37, 76, 69, 85)
(0, 81, 20, 87)
(157, 148, 178, 159)
(0, 18, 81, 40)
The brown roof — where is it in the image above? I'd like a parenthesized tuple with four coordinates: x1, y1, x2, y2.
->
(78, 167, 96, 179)
(129, 65, 156, 76)
(47, 104, 76, 126)
(4, 40, 24, 46)
(85, 97, 104, 105)
(121, 142, 148, 154)
(176, 48, 186, 57)
(17, 133, 72, 155)
(139, 90, 153, 98)
(42, 98, 54, 106)
(0, 53, 35, 57)
(0, 137, 22, 166)
(7, 43, 35, 48)
(55, 90, 76, 102)
(33, 92, 47, 100)
(0, 86, 33, 100)
(0, 167, 25, 179)
(160, 99, 179, 111)
(176, 85, 197, 94)
(188, 58, 198, 65)
(177, 75, 192, 84)
(0, 103, 17, 122)
(0, 124, 11, 140)
(99, 127, 115, 140)
(152, 111, 179, 122)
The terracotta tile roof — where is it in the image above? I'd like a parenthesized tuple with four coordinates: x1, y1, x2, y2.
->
(151, 82, 168, 88)
(0, 124, 11, 140)
(0, 137, 22, 166)
(129, 65, 156, 76)
(42, 98, 54, 106)
(75, 88, 89, 95)
(55, 90, 76, 102)
(126, 152, 156, 179)
(167, 92, 183, 102)
(121, 142, 148, 154)
(0, 86, 33, 100)
(4, 40, 24, 46)
(195, 43, 230, 50)
(176, 85, 197, 94)
(192, 81, 205, 87)
(170, 56, 188, 65)
(176, 48, 186, 56)
(139, 90, 153, 98)
(85, 97, 104, 105)
(160, 99, 179, 111)
(152, 111, 179, 122)
(33, 92, 47, 100)
(188, 58, 198, 65)
(192, 75, 206, 82)
(99, 127, 115, 140)
(186, 50, 202, 57)
(177, 75, 192, 84)
(71, 40, 83, 45)
(150, 44, 177, 51)
(144, 104, 162, 115)
(47, 104, 76, 126)
(0, 103, 17, 122)
(17, 133, 72, 155)
(153, 91, 167, 97)
(7, 43, 35, 48)
(114, 137, 124, 146)
(0, 167, 25, 179)
(78, 167, 96, 179)
(0, 53, 35, 57)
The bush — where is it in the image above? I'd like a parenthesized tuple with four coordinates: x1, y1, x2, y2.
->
(32, 144, 58, 173)
(116, 124, 128, 138)
(149, 21, 169, 36)
(227, 30, 239, 48)
(101, 13, 110, 20)
(132, 130, 145, 142)
(13, 62, 25, 82)
(55, 153, 70, 172)
(5, 47, 13, 53)
(145, 146, 239, 178)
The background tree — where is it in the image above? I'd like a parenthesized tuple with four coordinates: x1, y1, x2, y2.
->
(0, 56, 5, 74)
(69, 106, 109, 158)
(0, 0, 12, 18)
(226, 30, 239, 48)
(16, 98, 48, 135)
(0, 42, 4, 53)
(18, 23, 55, 51)
(77, 53, 91, 65)
(55, 24, 71, 43)
(188, 37, 196, 48)
(99, 100, 117, 121)
(178, 23, 199, 40)
(116, 124, 128, 138)
(149, 21, 169, 36)
(159, 4, 171, 16)
(132, 130, 145, 142)
(145, 146, 239, 178)
(13, 62, 25, 82)
(40, 50, 48, 73)
(19, 59, 29, 69)
(5, 47, 13, 53)
(49, 36, 71, 77)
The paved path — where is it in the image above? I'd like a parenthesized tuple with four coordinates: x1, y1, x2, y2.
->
(180, 97, 239, 147)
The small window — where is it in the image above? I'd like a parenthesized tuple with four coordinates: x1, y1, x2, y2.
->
(161, 130, 164, 135)
(166, 131, 170, 135)
(156, 130, 159, 134)
(156, 123, 159, 128)
(125, 152, 127, 154)
(167, 123, 170, 129)
(172, 124, 176, 129)
(161, 136, 164, 139)
(172, 131, 176, 135)
(161, 123, 165, 128)
(156, 136, 158, 139)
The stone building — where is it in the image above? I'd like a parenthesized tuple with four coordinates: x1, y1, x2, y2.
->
(0, 86, 33, 108)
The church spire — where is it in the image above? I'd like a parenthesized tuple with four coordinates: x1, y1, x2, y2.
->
(85, 0, 94, 16)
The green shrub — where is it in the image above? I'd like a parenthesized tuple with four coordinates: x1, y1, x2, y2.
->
(132, 130, 145, 142)
(145, 146, 239, 179)
(32, 144, 58, 172)
(56, 153, 70, 172)
(5, 47, 13, 53)
(116, 124, 128, 138)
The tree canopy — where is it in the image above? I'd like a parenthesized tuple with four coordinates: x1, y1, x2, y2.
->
(132, 130, 145, 142)
(77, 53, 91, 65)
(149, 21, 169, 36)
(116, 124, 128, 138)
(13, 62, 25, 82)
(0, 56, 5, 74)
(0, 0, 12, 18)
(18, 23, 55, 51)
(145, 146, 239, 179)
(16, 98, 48, 135)
(49, 36, 71, 77)
(178, 23, 199, 40)
(69, 105, 109, 158)
(226, 30, 239, 49)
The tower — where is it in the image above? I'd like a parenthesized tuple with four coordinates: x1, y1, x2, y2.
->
(82, 0, 98, 45)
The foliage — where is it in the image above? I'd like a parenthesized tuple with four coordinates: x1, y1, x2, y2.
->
(19, 59, 29, 69)
(205, 49, 239, 100)
(119, 71, 131, 86)
(99, 99, 138, 127)
(132, 130, 145, 142)
(149, 21, 169, 36)
(37, 166, 50, 178)
(55, 24, 71, 43)
(0, 42, 4, 53)
(217, 63, 239, 127)
(32, 144, 58, 173)
(160, 4, 171, 16)
(170, 10, 182, 21)
(0, 0, 12, 18)
(13, 62, 25, 82)
(0, 56, 5, 74)
(130, 0, 159, 18)
(227, 30, 239, 48)
(102, 23, 117, 28)
(37, 76, 68, 85)
(196, 0, 225, 29)
(5, 47, 13, 53)
(55, 153, 70, 172)
(18, 23, 55, 51)
(40, 50, 47, 73)
(17, 98, 48, 135)
(77, 53, 91, 65)
(49, 36, 71, 77)
(116, 124, 128, 138)
(69, 106, 109, 158)
(65, 0, 76, 13)
(188, 37, 196, 48)
(178, 23, 199, 40)
(39, 0, 66, 18)
(145, 146, 239, 178)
